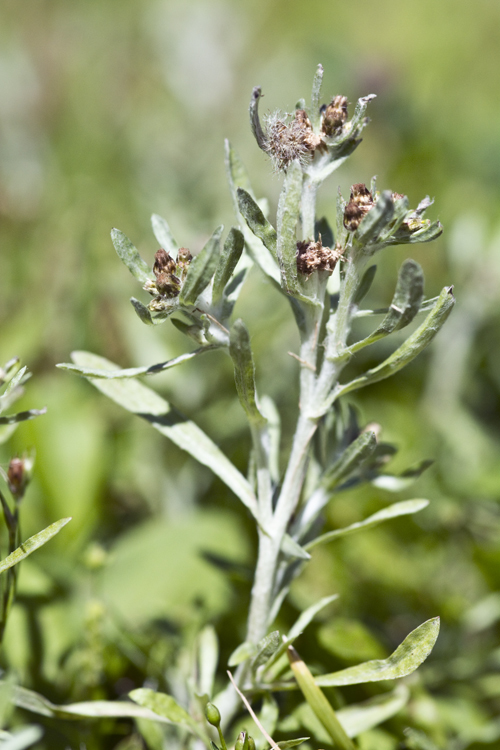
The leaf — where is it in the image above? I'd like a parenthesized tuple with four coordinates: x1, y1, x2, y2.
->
(356, 191, 394, 245)
(314, 217, 334, 248)
(315, 617, 440, 686)
(0, 408, 47, 426)
(288, 594, 339, 640)
(281, 534, 311, 561)
(180, 226, 223, 305)
(225, 141, 280, 285)
(407, 221, 443, 244)
(0, 726, 43, 750)
(306, 499, 429, 551)
(130, 297, 154, 325)
(237, 188, 278, 262)
(212, 227, 245, 303)
(249, 86, 267, 151)
(259, 395, 281, 484)
(336, 286, 455, 399)
(252, 631, 281, 670)
(0, 517, 71, 575)
(228, 641, 257, 667)
(322, 431, 378, 491)
(151, 213, 178, 254)
(349, 260, 424, 353)
(288, 647, 356, 750)
(57, 347, 217, 379)
(335, 686, 409, 738)
(0, 366, 28, 414)
(129, 689, 200, 735)
(111, 228, 153, 284)
(277, 739, 309, 749)
(229, 320, 266, 425)
(277, 161, 303, 295)
(353, 265, 377, 305)
(6, 683, 172, 722)
(309, 64, 323, 131)
(70, 351, 259, 521)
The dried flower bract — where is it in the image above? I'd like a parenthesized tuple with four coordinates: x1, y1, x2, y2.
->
(296, 236, 344, 276)
(343, 183, 374, 230)
(264, 109, 326, 171)
(322, 95, 349, 136)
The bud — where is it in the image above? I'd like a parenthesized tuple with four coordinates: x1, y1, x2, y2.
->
(247, 736, 256, 750)
(343, 183, 374, 230)
(205, 702, 221, 728)
(152, 249, 181, 297)
(322, 95, 348, 136)
(6, 454, 33, 501)
(235, 731, 248, 750)
(176, 247, 193, 281)
(296, 237, 344, 276)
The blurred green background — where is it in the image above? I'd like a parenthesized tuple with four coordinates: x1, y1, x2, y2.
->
(2, 0, 500, 747)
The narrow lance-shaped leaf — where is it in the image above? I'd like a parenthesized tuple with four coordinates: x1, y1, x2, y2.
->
(306, 499, 429, 551)
(322, 430, 377, 491)
(130, 298, 154, 326)
(0, 725, 43, 750)
(151, 213, 178, 255)
(0, 517, 71, 575)
(288, 647, 356, 750)
(353, 264, 377, 305)
(180, 225, 223, 306)
(309, 64, 323, 131)
(277, 160, 303, 295)
(70, 351, 259, 521)
(288, 594, 339, 640)
(229, 320, 266, 425)
(6, 683, 172, 723)
(252, 631, 281, 670)
(228, 640, 257, 668)
(348, 260, 424, 353)
(315, 617, 440, 686)
(58, 347, 218, 379)
(197, 624, 219, 699)
(111, 229, 153, 284)
(226, 142, 280, 285)
(335, 286, 455, 399)
(0, 408, 47, 426)
(249, 86, 267, 151)
(0, 366, 28, 413)
(237, 188, 278, 262)
(212, 227, 245, 304)
(130, 688, 208, 742)
(407, 221, 443, 244)
(277, 740, 309, 749)
(356, 191, 394, 246)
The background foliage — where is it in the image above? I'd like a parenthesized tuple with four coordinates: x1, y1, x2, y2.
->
(1, 1, 500, 748)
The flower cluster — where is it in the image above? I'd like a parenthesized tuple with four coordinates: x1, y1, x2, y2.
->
(296, 236, 344, 276)
(143, 247, 193, 310)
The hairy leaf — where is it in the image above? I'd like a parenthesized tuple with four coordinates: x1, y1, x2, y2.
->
(229, 320, 266, 425)
(306, 499, 429, 550)
(58, 347, 218, 379)
(151, 213, 178, 254)
(111, 228, 153, 284)
(336, 686, 409, 738)
(212, 227, 245, 303)
(336, 286, 455, 398)
(70, 351, 259, 521)
(322, 431, 377, 491)
(315, 617, 440, 686)
(237, 188, 278, 262)
(309, 64, 323, 131)
(0, 517, 71, 575)
(288, 594, 339, 640)
(180, 225, 223, 305)
(277, 161, 303, 295)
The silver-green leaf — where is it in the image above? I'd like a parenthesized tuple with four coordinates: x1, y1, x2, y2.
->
(180, 226, 223, 306)
(229, 320, 266, 426)
(0, 517, 71, 575)
(70, 351, 258, 521)
(111, 228, 153, 284)
(306, 499, 429, 551)
(315, 617, 440, 686)
(151, 213, 178, 255)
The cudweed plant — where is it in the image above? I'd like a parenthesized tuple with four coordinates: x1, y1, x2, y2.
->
(4, 66, 453, 749)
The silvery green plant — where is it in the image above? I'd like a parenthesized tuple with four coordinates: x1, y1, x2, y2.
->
(5, 65, 452, 748)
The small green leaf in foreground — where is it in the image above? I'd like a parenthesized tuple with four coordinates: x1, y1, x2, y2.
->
(315, 617, 440, 686)
(0, 517, 72, 575)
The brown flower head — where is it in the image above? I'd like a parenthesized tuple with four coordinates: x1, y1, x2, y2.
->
(322, 95, 349, 137)
(264, 109, 326, 171)
(152, 248, 181, 297)
(343, 183, 374, 231)
(296, 236, 344, 276)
